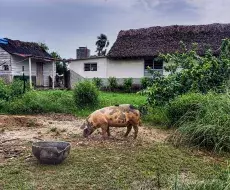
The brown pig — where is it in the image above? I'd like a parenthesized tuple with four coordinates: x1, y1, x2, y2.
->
(80, 104, 142, 139)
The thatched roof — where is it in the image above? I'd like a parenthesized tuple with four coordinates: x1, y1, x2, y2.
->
(107, 23, 230, 59)
(0, 38, 53, 60)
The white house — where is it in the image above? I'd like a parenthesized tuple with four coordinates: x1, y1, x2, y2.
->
(0, 38, 57, 88)
(68, 23, 230, 88)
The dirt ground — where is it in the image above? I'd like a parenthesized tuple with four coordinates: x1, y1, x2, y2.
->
(0, 114, 171, 164)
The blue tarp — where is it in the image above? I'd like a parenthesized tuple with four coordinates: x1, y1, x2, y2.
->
(0, 38, 8, 45)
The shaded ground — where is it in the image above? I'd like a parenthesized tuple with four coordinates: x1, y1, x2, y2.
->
(0, 114, 227, 189)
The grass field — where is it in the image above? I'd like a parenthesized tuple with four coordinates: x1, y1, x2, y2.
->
(0, 139, 227, 189)
(2, 90, 147, 117)
(1, 90, 229, 189)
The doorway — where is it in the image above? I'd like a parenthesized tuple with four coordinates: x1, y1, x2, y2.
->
(36, 62, 43, 86)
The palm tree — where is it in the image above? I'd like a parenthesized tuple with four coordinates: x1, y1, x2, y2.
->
(95, 34, 109, 56)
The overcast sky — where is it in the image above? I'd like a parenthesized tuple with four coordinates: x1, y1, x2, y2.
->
(0, 0, 229, 59)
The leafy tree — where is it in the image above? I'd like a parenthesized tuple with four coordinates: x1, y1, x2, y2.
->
(140, 39, 230, 106)
(36, 42, 49, 51)
(95, 34, 109, 56)
(50, 52, 68, 75)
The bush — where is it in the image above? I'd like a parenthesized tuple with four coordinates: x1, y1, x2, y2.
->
(92, 77, 103, 89)
(9, 79, 30, 98)
(166, 93, 205, 127)
(73, 80, 99, 108)
(123, 78, 133, 92)
(0, 79, 30, 101)
(4, 90, 75, 114)
(143, 106, 169, 126)
(108, 77, 118, 91)
(170, 92, 230, 152)
(0, 79, 10, 100)
(140, 77, 153, 89)
(140, 39, 230, 106)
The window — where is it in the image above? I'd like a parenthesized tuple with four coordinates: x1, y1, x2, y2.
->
(2, 65, 9, 71)
(144, 58, 163, 76)
(84, 63, 97, 71)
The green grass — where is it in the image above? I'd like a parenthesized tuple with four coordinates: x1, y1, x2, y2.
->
(2, 90, 147, 117)
(0, 142, 226, 190)
(169, 92, 230, 152)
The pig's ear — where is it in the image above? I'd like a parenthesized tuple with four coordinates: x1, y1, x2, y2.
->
(80, 123, 86, 129)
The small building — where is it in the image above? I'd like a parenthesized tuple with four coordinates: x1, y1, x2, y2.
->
(76, 47, 90, 59)
(68, 23, 230, 88)
(0, 38, 57, 88)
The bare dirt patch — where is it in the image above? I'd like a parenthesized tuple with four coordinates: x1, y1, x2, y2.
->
(0, 114, 171, 163)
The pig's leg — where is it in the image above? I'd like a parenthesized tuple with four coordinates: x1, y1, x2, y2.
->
(101, 124, 109, 140)
(124, 125, 132, 138)
(133, 125, 138, 139)
(107, 126, 111, 137)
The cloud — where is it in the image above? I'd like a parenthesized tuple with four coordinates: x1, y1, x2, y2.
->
(0, 0, 229, 58)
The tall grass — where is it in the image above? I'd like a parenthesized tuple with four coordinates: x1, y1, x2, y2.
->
(1, 90, 146, 117)
(169, 92, 230, 152)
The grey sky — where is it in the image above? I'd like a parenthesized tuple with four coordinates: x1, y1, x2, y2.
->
(0, 0, 229, 59)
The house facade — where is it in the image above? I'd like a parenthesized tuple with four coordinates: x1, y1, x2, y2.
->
(68, 23, 230, 88)
(0, 38, 57, 88)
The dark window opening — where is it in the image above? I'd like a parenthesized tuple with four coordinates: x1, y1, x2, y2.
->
(3, 65, 9, 71)
(144, 58, 163, 76)
(84, 63, 97, 71)
(154, 59, 163, 70)
(91, 63, 97, 71)
(84, 63, 90, 71)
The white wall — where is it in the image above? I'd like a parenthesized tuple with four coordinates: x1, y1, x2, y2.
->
(69, 57, 172, 80)
(107, 59, 144, 78)
(69, 57, 107, 78)
(0, 47, 11, 69)
(11, 55, 55, 86)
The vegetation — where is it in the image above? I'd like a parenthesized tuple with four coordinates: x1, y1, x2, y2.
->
(108, 76, 118, 91)
(173, 165, 230, 190)
(0, 89, 145, 117)
(171, 93, 230, 152)
(50, 51, 68, 75)
(95, 33, 109, 56)
(141, 39, 230, 106)
(0, 79, 30, 101)
(92, 77, 103, 89)
(0, 142, 226, 189)
(123, 77, 133, 92)
(140, 77, 153, 89)
(73, 80, 99, 109)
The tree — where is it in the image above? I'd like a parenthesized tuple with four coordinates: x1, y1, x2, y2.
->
(95, 34, 109, 56)
(36, 42, 49, 51)
(139, 39, 230, 106)
(50, 51, 68, 75)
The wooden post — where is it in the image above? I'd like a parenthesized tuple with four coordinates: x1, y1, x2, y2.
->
(29, 57, 32, 88)
(52, 61, 55, 89)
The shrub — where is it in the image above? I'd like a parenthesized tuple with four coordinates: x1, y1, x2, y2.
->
(143, 106, 169, 126)
(73, 80, 99, 108)
(140, 77, 153, 89)
(5, 90, 75, 114)
(123, 78, 133, 92)
(0, 79, 10, 100)
(140, 39, 230, 106)
(166, 93, 205, 127)
(170, 92, 230, 152)
(92, 77, 103, 89)
(108, 77, 118, 91)
(9, 79, 30, 98)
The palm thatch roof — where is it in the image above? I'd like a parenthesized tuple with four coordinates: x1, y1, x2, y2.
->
(107, 23, 230, 59)
(0, 38, 53, 60)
